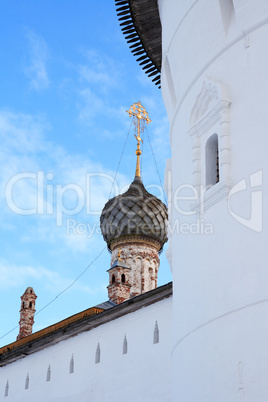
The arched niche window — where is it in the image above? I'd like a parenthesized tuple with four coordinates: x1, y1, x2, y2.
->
(188, 78, 231, 212)
(121, 274, 125, 283)
(46, 365, 51, 382)
(95, 343, 101, 364)
(153, 321, 159, 344)
(112, 274, 115, 284)
(123, 335, 127, 355)
(206, 134, 219, 188)
(69, 355, 74, 374)
(5, 380, 9, 397)
(25, 374, 29, 390)
(22, 302, 25, 309)
(29, 301, 32, 308)
(219, 0, 235, 33)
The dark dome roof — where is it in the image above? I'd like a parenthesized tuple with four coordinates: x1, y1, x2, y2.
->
(100, 177, 168, 251)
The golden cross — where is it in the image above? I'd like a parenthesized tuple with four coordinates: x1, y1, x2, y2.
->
(126, 101, 151, 178)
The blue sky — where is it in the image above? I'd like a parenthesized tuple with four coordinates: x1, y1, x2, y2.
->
(0, 1, 171, 346)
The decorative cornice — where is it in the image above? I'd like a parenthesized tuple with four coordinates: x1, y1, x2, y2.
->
(191, 182, 232, 214)
(107, 265, 131, 272)
(115, 0, 162, 88)
(188, 99, 231, 137)
(189, 78, 231, 132)
(110, 235, 162, 252)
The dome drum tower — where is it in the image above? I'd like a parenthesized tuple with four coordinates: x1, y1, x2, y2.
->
(110, 240, 160, 297)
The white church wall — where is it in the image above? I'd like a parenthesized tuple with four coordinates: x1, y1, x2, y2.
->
(0, 296, 172, 402)
(159, 0, 268, 401)
(174, 302, 268, 401)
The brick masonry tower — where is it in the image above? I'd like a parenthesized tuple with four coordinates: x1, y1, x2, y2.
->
(100, 102, 168, 304)
(17, 287, 37, 340)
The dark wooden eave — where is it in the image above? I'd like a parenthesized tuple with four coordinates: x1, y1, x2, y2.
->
(115, 0, 162, 88)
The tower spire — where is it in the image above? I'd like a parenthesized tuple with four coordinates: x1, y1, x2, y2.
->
(126, 101, 151, 179)
(17, 287, 37, 340)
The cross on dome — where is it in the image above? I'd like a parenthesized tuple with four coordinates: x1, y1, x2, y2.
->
(126, 101, 151, 179)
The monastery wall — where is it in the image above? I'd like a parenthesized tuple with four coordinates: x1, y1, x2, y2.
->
(0, 296, 171, 402)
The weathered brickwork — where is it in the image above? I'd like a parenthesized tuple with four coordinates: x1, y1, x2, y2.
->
(17, 287, 37, 340)
(110, 242, 160, 299)
(107, 265, 131, 304)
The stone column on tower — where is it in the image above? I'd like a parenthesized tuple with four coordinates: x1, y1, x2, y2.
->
(17, 287, 37, 340)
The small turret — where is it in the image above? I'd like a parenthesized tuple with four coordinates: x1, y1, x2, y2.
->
(107, 251, 131, 304)
(17, 287, 37, 341)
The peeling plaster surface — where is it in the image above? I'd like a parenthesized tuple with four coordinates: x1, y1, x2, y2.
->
(111, 243, 160, 297)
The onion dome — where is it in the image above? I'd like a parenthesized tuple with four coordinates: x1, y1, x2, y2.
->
(100, 102, 168, 252)
(100, 176, 168, 251)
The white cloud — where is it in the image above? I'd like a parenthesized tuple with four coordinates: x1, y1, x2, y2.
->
(77, 49, 126, 127)
(24, 29, 49, 91)
(78, 87, 104, 125)
(0, 259, 65, 290)
(0, 109, 130, 256)
(0, 110, 46, 153)
(0, 258, 104, 297)
(79, 49, 119, 91)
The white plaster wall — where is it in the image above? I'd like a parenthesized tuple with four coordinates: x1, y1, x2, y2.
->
(159, 0, 268, 400)
(0, 297, 172, 401)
